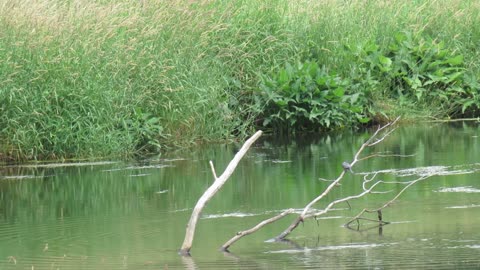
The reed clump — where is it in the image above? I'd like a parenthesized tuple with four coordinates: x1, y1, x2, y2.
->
(1, 0, 479, 160)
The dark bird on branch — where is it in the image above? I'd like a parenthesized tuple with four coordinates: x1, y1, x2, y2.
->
(342, 161, 354, 174)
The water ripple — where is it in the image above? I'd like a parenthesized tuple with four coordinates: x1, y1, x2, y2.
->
(202, 212, 260, 219)
(437, 186, 480, 193)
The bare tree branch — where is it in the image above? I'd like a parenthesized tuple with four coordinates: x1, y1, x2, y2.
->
(344, 174, 431, 229)
(216, 116, 480, 253)
(274, 117, 401, 240)
(179, 130, 263, 256)
(358, 153, 415, 162)
(221, 208, 294, 252)
(305, 180, 383, 219)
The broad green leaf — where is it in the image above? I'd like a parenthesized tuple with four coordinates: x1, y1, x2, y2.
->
(462, 100, 475, 113)
(358, 117, 370, 123)
(394, 32, 408, 44)
(262, 118, 270, 127)
(350, 92, 360, 103)
(444, 72, 463, 84)
(449, 86, 465, 93)
(333, 87, 345, 97)
(446, 55, 463, 66)
(415, 88, 424, 100)
(285, 62, 294, 77)
(275, 100, 288, 106)
(325, 118, 330, 128)
(378, 55, 392, 67)
(316, 76, 327, 86)
(364, 42, 379, 53)
(308, 62, 319, 78)
(278, 69, 289, 84)
(350, 105, 362, 113)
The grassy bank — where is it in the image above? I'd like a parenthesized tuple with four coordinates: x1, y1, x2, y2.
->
(1, 0, 479, 161)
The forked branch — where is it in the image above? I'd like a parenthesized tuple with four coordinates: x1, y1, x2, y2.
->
(220, 118, 403, 251)
(179, 130, 263, 256)
(274, 117, 400, 240)
(344, 174, 431, 229)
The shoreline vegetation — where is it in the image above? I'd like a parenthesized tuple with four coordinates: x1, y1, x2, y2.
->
(1, 0, 479, 161)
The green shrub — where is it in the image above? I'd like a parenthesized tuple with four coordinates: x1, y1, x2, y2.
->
(351, 32, 480, 117)
(255, 61, 371, 133)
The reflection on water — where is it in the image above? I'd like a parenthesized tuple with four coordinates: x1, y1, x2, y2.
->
(1, 123, 480, 269)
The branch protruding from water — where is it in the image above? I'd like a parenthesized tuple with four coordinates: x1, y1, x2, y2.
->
(221, 208, 294, 252)
(273, 117, 401, 240)
(179, 130, 263, 256)
(344, 175, 431, 229)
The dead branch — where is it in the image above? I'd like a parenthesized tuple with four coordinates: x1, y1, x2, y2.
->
(274, 117, 400, 240)
(305, 180, 384, 220)
(344, 175, 431, 229)
(216, 116, 480, 253)
(220, 117, 440, 251)
(221, 208, 294, 252)
(220, 118, 402, 250)
(179, 130, 263, 256)
(358, 153, 415, 162)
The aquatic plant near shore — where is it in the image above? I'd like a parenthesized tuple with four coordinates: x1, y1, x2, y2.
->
(349, 32, 480, 117)
(255, 61, 371, 133)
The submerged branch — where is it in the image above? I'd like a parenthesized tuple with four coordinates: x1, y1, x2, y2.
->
(274, 117, 401, 240)
(358, 153, 415, 162)
(344, 175, 432, 229)
(179, 130, 263, 256)
(221, 209, 294, 252)
(218, 116, 477, 253)
(306, 180, 384, 220)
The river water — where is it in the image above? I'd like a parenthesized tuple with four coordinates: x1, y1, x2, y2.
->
(1, 123, 480, 269)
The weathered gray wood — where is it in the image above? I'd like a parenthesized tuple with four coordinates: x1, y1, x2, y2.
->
(221, 208, 294, 252)
(275, 117, 401, 240)
(179, 130, 263, 256)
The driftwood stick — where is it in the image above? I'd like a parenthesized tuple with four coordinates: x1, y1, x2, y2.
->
(221, 208, 294, 252)
(179, 130, 263, 256)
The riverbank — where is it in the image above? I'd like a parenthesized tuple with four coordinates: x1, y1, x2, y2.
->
(1, 0, 479, 161)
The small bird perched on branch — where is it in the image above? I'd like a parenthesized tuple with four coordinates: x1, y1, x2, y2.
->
(342, 161, 354, 174)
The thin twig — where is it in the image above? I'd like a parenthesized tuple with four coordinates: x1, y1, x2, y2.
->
(306, 180, 384, 219)
(344, 175, 432, 228)
(209, 160, 218, 179)
(318, 177, 335, 182)
(358, 153, 415, 162)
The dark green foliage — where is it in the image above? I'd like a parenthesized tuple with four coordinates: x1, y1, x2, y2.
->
(122, 109, 165, 155)
(255, 31, 480, 133)
(351, 32, 480, 117)
(255, 61, 371, 133)
(2, 0, 480, 161)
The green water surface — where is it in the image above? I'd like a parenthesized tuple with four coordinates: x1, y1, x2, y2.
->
(1, 123, 480, 269)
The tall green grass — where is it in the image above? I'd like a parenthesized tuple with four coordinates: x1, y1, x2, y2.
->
(1, 0, 479, 161)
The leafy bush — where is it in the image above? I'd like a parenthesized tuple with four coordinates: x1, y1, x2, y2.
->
(353, 32, 480, 116)
(122, 109, 166, 155)
(255, 61, 371, 133)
